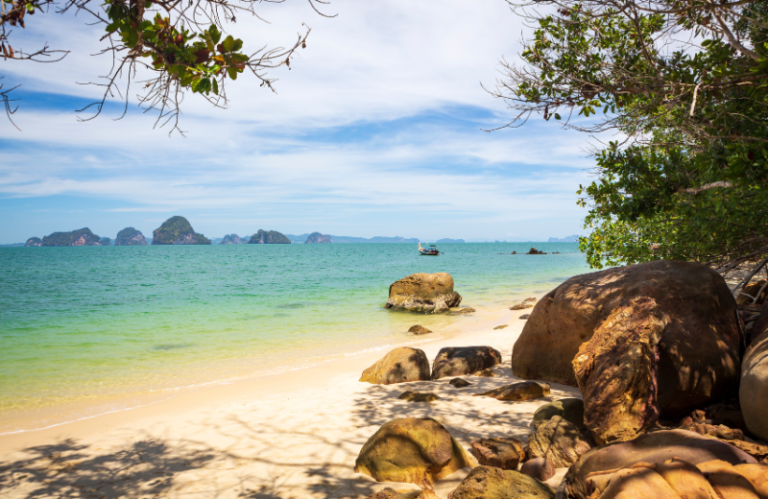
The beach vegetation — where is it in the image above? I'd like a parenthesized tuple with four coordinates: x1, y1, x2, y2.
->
(494, 0, 768, 288)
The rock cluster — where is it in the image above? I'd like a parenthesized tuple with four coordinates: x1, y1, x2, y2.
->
(385, 273, 462, 314)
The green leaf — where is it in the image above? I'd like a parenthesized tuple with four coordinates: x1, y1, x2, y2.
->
(222, 35, 234, 52)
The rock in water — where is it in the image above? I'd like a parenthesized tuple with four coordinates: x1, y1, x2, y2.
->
(152, 216, 211, 245)
(447, 466, 555, 499)
(355, 417, 477, 489)
(115, 227, 147, 246)
(385, 273, 462, 313)
(359, 347, 431, 385)
(741, 315, 768, 441)
(449, 378, 471, 388)
(565, 429, 757, 499)
(408, 325, 432, 335)
(304, 232, 331, 243)
(520, 458, 556, 482)
(572, 297, 668, 444)
(249, 229, 291, 244)
(41, 228, 102, 246)
(533, 398, 585, 430)
(25, 237, 42, 247)
(475, 381, 550, 401)
(220, 234, 246, 244)
(470, 437, 525, 470)
(512, 260, 741, 417)
(528, 416, 591, 468)
(399, 391, 440, 402)
(431, 346, 501, 380)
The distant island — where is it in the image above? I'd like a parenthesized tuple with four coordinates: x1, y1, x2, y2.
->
(305, 232, 332, 244)
(547, 235, 582, 243)
(152, 216, 211, 245)
(220, 234, 247, 245)
(284, 234, 426, 244)
(249, 230, 291, 244)
(115, 227, 148, 246)
(436, 238, 465, 243)
(25, 237, 42, 247)
(100, 237, 112, 246)
(30, 228, 107, 247)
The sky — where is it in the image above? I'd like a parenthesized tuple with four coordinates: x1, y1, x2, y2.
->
(0, 0, 607, 244)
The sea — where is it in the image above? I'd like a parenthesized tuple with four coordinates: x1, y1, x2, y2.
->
(0, 242, 590, 434)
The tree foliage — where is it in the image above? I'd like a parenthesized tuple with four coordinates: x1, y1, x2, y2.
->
(1, 0, 332, 133)
(494, 0, 768, 290)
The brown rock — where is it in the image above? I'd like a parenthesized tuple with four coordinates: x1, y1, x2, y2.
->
(566, 429, 757, 499)
(533, 398, 585, 430)
(494, 324, 508, 330)
(528, 415, 591, 468)
(678, 423, 745, 441)
(524, 297, 537, 302)
(470, 437, 525, 470)
(355, 417, 477, 489)
(399, 391, 440, 402)
(510, 303, 534, 310)
(408, 325, 432, 335)
(449, 378, 471, 388)
(364, 488, 422, 499)
(360, 347, 431, 385)
(512, 260, 741, 418)
(572, 297, 668, 444)
(473, 368, 496, 377)
(385, 273, 462, 313)
(741, 307, 768, 442)
(520, 458, 556, 482)
(455, 308, 476, 314)
(431, 346, 502, 380)
(476, 381, 550, 401)
(520, 314, 531, 320)
(447, 466, 555, 499)
(724, 440, 768, 464)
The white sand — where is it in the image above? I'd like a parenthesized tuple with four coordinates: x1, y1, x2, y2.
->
(0, 301, 580, 499)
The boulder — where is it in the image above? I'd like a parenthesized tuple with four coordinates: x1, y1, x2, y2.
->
(431, 346, 502, 380)
(360, 348, 431, 385)
(399, 391, 440, 402)
(533, 398, 585, 430)
(475, 381, 550, 402)
(510, 303, 534, 310)
(355, 417, 477, 488)
(385, 273, 462, 313)
(528, 416, 591, 468)
(408, 325, 432, 335)
(565, 429, 757, 499)
(449, 378, 471, 388)
(470, 437, 525, 470)
(572, 297, 668, 444)
(512, 260, 741, 418)
(447, 466, 555, 499)
(520, 458, 556, 482)
(741, 324, 768, 441)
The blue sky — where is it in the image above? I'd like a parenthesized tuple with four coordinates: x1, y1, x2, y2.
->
(0, 0, 606, 244)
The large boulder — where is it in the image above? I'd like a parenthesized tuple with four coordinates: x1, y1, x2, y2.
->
(447, 466, 555, 499)
(528, 416, 592, 468)
(565, 429, 757, 499)
(572, 297, 668, 444)
(512, 260, 741, 417)
(385, 273, 462, 313)
(741, 317, 768, 441)
(533, 398, 585, 430)
(360, 347, 431, 385)
(470, 437, 525, 470)
(431, 346, 502, 380)
(355, 418, 477, 489)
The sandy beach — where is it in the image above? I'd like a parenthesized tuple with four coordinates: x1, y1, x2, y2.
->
(0, 298, 580, 499)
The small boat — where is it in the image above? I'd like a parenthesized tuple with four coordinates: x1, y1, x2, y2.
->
(418, 242, 439, 256)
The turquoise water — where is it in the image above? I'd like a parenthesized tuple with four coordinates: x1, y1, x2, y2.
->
(0, 243, 589, 433)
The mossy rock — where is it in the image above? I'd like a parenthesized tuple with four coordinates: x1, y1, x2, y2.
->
(447, 466, 555, 499)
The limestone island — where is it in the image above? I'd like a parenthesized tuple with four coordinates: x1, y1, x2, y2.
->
(249, 230, 291, 244)
(220, 234, 247, 244)
(152, 216, 211, 245)
(305, 232, 332, 244)
(25, 237, 42, 247)
(115, 227, 148, 246)
(40, 228, 105, 246)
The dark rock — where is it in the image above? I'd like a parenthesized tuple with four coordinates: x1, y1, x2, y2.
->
(475, 381, 550, 401)
(152, 216, 211, 245)
(520, 314, 531, 320)
(399, 391, 440, 402)
(220, 234, 246, 244)
(360, 347, 431, 385)
(115, 227, 147, 246)
(408, 325, 432, 335)
(431, 346, 502, 380)
(25, 237, 42, 247)
(470, 437, 525, 470)
(493, 324, 508, 330)
(533, 398, 585, 430)
(528, 416, 591, 468)
(386, 273, 462, 314)
(520, 458, 556, 482)
(355, 417, 477, 488)
(449, 378, 471, 388)
(305, 232, 332, 243)
(527, 248, 547, 255)
(447, 466, 555, 499)
(512, 260, 741, 419)
(42, 228, 102, 246)
(249, 230, 290, 244)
